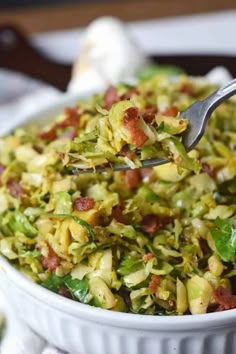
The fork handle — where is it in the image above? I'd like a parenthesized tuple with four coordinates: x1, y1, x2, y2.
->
(204, 78, 236, 115)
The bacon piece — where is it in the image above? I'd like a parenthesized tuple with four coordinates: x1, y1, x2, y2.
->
(141, 215, 161, 234)
(7, 179, 23, 199)
(74, 197, 95, 211)
(124, 106, 139, 122)
(143, 253, 154, 263)
(201, 162, 216, 179)
(97, 215, 111, 227)
(120, 145, 136, 160)
(38, 128, 56, 141)
(112, 204, 127, 224)
(141, 214, 172, 234)
(124, 169, 142, 189)
(39, 106, 80, 141)
(58, 287, 72, 299)
(161, 106, 178, 117)
(123, 107, 148, 147)
(63, 107, 81, 128)
(141, 106, 158, 124)
(104, 85, 120, 110)
(213, 286, 236, 311)
(149, 275, 161, 293)
(41, 245, 61, 273)
(180, 83, 194, 96)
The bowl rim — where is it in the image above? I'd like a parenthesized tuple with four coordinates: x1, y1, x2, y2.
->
(1, 92, 236, 332)
(1, 254, 236, 331)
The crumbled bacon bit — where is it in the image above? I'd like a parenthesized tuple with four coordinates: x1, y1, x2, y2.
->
(7, 179, 23, 199)
(141, 215, 161, 234)
(41, 245, 60, 273)
(149, 275, 161, 293)
(97, 215, 111, 227)
(112, 203, 127, 224)
(124, 169, 142, 189)
(63, 107, 81, 128)
(104, 85, 120, 110)
(143, 253, 154, 263)
(141, 215, 173, 234)
(38, 128, 56, 141)
(161, 106, 178, 117)
(123, 107, 148, 147)
(130, 128, 148, 148)
(39, 106, 81, 141)
(213, 286, 236, 311)
(58, 287, 72, 299)
(124, 106, 139, 122)
(141, 106, 158, 124)
(74, 197, 95, 211)
(201, 162, 216, 179)
(120, 145, 136, 160)
(180, 83, 194, 96)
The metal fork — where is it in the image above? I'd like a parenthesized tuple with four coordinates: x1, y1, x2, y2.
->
(75, 79, 236, 173)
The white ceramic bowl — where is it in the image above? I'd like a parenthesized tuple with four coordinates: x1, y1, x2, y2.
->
(0, 96, 236, 354)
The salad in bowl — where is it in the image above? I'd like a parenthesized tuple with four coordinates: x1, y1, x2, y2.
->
(0, 73, 236, 319)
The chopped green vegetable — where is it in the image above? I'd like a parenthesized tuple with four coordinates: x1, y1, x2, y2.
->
(118, 255, 143, 276)
(64, 275, 90, 303)
(210, 218, 236, 261)
(41, 273, 65, 293)
(8, 212, 38, 238)
(138, 64, 184, 81)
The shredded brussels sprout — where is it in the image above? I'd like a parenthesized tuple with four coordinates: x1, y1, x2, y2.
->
(0, 75, 236, 316)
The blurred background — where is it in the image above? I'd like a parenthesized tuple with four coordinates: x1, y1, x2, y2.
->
(0, 0, 236, 33)
(0, 0, 236, 124)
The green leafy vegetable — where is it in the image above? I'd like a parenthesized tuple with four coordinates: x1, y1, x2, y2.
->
(138, 64, 184, 81)
(210, 217, 236, 261)
(64, 275, 90, 303)
(118, 255, 143, 276)
(19, 250, 40, 258)
(41, 273, 65, 293)
(8, 212, 38, 237)
(42, 273, 90, 304)
(54, 192, 72, 214)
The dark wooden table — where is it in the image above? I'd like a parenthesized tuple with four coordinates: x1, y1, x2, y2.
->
(0, 0, 235, 33)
